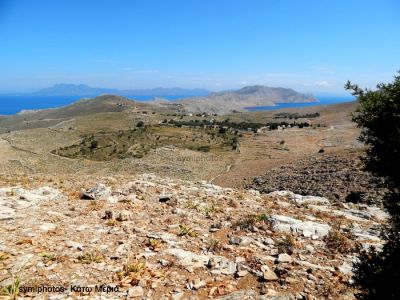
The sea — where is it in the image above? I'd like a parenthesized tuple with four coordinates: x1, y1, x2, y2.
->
(0, 95, 355, 116)
(245, 96, 355, 111)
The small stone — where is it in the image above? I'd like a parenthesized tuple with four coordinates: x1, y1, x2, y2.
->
(260, 285, 278, 296)
(307, 274, 317, 281)
(235, 256, 246, 263)
(277, 253, 292, 263)
(116, 210, 131, 221)
(172, 292, 184, 300)
(236, 270, 248, 277)
(172, 208, 185, 215)
(192, 278, 206, 290)
(159, 259, 170, 266)
(39, 223, 56, 232)
(81, 183, 111, 200)
(107, 196, 119, 204)
(229, 236, 241, 245)
(128, 286, 144, 298)
(286, 277, 300, 285)
(261, 265, 278, 281)
(229, 236, 253, 246)
(116, 244, 130, 256)
(263, 237, 275, 245)
(215, 290, 257, 299)
(0, 206, 15, 220)
(338, 262, 353, 275)
(138, 279, 147, 287)
(305, 245, 315, 254)
(151, 282, 158, 289)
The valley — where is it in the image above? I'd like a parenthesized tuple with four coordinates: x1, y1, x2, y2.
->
(0, 94, 381, 300)
(0, 96, 361, 188)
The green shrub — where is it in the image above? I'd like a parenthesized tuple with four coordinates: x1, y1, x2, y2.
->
(346, 73, 400, 299)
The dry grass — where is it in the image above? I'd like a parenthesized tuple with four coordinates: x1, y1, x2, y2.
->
(205, 238, 222, 253)
(1, 277, 20, 300)
(39, 252, 57, 263)
(123, 258, 146, 276)
(0, 252, 10, 262)
(77, 251, 104, 264)
(105, 219, 120, 226)
(144, 238, 163, 251)
(86, 200, 107, 211)
(178, 224, 198, 237)
(324, 226, 355, 254)
(232, 214, 258, 230)
(15, 239, 33, 245)
(233, 213, 271, 231)
(276, 233, 296, 254)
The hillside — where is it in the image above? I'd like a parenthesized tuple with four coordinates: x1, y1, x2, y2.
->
(0, 94, 383, 299)
(0, 173, 387, 299)
(0, 95, 158, 133)
(177, 86, 318, 114)
(0, 98, 360, 187)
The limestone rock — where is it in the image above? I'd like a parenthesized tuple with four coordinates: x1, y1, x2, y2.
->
(81, 183, 111, 200)
(277, 253, 292, 263)
(261, 265, 279, 281)
(128, 286, 144, 298)
(272, 214, 331, 238)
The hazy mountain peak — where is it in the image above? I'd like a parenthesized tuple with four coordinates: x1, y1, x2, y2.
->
(236, 85, 269, 94)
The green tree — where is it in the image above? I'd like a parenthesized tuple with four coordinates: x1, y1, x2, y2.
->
(345, 72, 400, 299)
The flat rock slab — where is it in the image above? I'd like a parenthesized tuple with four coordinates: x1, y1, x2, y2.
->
(268, 191, 330, 205)
(272, 214, 331, 238)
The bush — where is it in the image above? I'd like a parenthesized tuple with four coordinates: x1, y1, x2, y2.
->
(276, 234, 296, 254)
(323, 227, 355, 254)
(136, 121, 145, 127)
(218, 127, 227, 134)
(346, 73, 400, 299)
(345, 191, 364, 204)
(197, 145, 210, 152)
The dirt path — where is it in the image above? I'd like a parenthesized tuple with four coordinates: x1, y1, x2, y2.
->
(1, 136, 39, 155)
(209, 163, 233, 183)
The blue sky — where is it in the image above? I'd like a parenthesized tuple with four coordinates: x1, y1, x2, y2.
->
(0, 0, 399, 94)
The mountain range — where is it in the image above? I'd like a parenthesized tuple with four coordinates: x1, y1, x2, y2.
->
(34, 83, 210, 97)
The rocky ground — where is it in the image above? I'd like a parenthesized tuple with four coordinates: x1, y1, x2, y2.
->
(0, 174, 387, 299)
(247, 150, 387, 205)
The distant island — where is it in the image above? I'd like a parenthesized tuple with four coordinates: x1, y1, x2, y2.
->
(0, 84, 319, 115)
(33, 83, 210, 97)
(35, 84, 318, 114)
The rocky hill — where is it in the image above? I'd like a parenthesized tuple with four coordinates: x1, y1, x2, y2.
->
(177, 86, 317, 114)
(248, 151, 387, 205)
(0, 174, 386, 299)
(0, 95, 158, 133)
